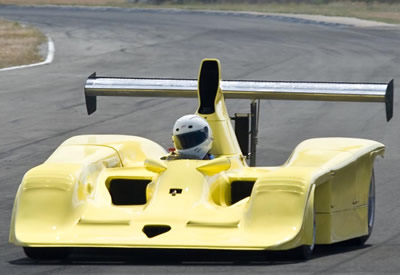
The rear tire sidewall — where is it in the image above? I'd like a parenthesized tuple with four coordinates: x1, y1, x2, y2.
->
(350, 170, 375, 245)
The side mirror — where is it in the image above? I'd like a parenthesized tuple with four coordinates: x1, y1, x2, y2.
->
(144, 159, 167, 173)
(197, 157, 231, 176)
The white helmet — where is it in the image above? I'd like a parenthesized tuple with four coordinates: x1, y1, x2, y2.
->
(172, 114, 213, 159)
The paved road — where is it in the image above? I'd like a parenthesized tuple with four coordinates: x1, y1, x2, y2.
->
(0, 5, 399, 274)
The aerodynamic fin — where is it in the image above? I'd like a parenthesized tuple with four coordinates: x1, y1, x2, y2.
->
(84, 59, 394, 121)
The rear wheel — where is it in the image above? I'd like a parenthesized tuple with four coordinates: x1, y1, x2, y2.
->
(23, 247, 70, 260)
(354, 170, 375, 245)
(352, 170, 375, 245)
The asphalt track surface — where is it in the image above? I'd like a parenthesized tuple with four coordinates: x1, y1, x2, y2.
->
(0, 5, 399, 274)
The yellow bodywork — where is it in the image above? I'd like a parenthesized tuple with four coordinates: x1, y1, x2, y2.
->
(10, 59, 384, 252)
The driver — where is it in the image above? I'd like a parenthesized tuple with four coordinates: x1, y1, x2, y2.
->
(169, 114, 214, 160)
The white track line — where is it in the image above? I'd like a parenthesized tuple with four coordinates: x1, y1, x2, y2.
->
(0, 34, 55, 72)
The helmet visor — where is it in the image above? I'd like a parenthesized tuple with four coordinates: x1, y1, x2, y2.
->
(173, 127, 209, 150)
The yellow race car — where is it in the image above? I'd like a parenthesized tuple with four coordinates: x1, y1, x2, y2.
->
(9, 59, 393, 260)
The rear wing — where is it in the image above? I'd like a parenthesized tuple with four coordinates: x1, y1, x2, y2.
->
(84, 59, 393, 165)
(85, 72, 394, 121)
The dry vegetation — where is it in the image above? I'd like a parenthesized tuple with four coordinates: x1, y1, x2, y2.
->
(0, 19, 46, 68)
(122, 1, 400, 24)
(0, 0, 124, 5)
(0, 0, 399, 24)
(0, 1, 398, 69)
(172, 1, 400, 24)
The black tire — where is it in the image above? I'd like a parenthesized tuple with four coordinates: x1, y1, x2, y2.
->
(292, 213, 316, 260)
(23, 247, 70, 260)
(352, 170, 376, 245)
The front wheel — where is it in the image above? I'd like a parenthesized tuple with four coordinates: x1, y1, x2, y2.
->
(292, 214, 316, 260)
(23, 247, 70, 260)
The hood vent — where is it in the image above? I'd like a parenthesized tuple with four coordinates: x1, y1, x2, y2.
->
(143, 225, 171, 238)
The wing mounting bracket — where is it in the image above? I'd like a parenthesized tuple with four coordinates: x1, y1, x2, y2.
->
(231, 99, 260, 166)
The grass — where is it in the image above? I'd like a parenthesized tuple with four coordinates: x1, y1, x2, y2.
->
(0, 19, 46, 69)
(169, 1, 400, 24)
(0, 0, 399, 24)
(0, 1, 398, 69)
(0, 0, 125, 5)
(119, 1, 400, 25)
